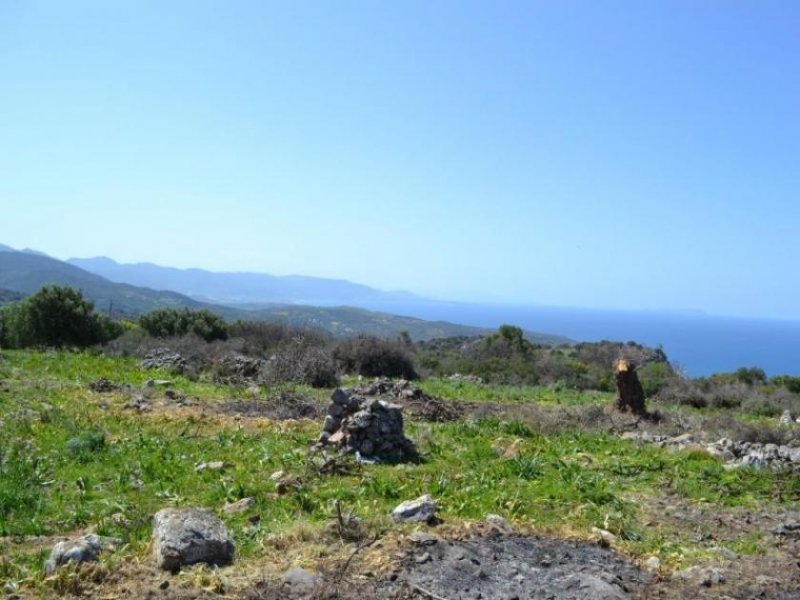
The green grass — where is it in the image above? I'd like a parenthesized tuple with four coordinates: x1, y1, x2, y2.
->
(416, 377, 612, 405)
(1, 349, 798, 594)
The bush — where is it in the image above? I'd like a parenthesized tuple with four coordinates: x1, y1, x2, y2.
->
(334, 336, 418, 379)
(139, 308, 228, 342)
(0, 286, 122, 348)
(264, 340, 339, 387)
(228, 320, 330, 355)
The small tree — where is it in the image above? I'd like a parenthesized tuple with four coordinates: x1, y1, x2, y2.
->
(4, 285, 122, 348)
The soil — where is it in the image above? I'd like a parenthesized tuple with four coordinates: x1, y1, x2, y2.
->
(379, 531, 650, 599)
(216, 392, 322, 420)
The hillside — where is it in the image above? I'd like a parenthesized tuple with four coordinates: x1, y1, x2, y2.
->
(0, 251, 210, 317)
(0, 289, 24, 306)
(0, 249, 507, 341)
(68, 256, 417, 306)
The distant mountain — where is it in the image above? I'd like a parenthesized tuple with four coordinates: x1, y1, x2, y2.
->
(0, 244, 16, 253)
(0, 251, 207, 317)
(68, 256, 571, 345)
(68, 256, 418, 306)
(0, 288, 24, 306)
(0, 248, 509, 341)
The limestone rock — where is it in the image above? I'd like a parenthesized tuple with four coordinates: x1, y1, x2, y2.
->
(282, 567, 318, 598)
(485, 514, 515, 534)
(392, 495, 437, 523)
(44, 534, 121, 575)
(153, 508, 235, 571)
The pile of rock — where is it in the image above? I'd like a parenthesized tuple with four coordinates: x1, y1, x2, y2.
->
(355, 378, 460, 422)
(140, 348, 187, 373)
(318, 388, 417, 463)
(215, 353, 266, 383)
(622, 431, 800, 470)
(359, 378, 422, 398)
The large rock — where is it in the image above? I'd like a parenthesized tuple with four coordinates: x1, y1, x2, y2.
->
(44, 534, 121, 575)
(153, 508, 235, 571)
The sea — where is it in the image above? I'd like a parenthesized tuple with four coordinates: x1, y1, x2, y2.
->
(372, 302, 800, 377)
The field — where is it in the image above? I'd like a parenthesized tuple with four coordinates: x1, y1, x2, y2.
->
(1, 350, 799, 599)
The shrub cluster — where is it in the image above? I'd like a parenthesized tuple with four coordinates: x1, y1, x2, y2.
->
(0, 285, 122, 349)
(416, 329, 672, 389)
(334, 335, 418, 379)
(654, 369, 800, 417)
(139, 308, 228, 342)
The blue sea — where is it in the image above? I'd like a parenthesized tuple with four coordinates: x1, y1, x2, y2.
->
(369, 301, 800, 377)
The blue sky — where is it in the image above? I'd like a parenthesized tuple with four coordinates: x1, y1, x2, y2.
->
(1, 1, 798, 319)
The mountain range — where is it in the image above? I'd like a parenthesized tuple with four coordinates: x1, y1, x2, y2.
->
(0, 244, 567, 343)
(67, 256, 417, 307)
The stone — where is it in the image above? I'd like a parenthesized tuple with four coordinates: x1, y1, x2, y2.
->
(223, 497, 255, 514)
(644, 556, 661, 571)
(485, 514, 515, 534)
(44, 534, 121, 575)
(282, 566, 318, 597)
(779, 410, 794, 425)
(590, 527, 617, 547)
(409, 531, 440, 545)
(392, 495, 437, 524)
(331, 388, 351, 406)
(195, 461, 226, 472)
(153, 508, 235, 571)
(323, 415, 340, 434)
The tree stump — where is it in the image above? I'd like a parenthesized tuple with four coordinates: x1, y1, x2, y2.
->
(613, 359, 647, 415)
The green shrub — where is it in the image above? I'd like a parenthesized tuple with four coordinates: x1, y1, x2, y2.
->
(334, 336, 417, 379)
(139, 308, 228, 342)
(0, 286, 122, 348)
(638, 362, 676, 397)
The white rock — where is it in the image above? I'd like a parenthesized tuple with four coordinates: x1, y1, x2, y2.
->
(644, 556, 661, 571)
(391, 495, 437, 523)
(44, 534, 121, 575)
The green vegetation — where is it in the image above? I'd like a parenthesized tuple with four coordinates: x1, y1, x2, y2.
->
(139, 307, 229, 342)
(0, 346, 798, 596)
(0, 285, 122, 349)
(2, 286, 800, 596)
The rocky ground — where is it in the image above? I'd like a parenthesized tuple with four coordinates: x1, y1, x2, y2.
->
(5, 365, 800, 600)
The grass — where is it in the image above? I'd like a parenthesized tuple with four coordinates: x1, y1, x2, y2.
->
(1, 349, 798, 596)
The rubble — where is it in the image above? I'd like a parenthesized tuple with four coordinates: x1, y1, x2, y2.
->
(622, 432, 800, 470)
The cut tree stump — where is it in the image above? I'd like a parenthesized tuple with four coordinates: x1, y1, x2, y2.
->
(613, 359, 647, 416)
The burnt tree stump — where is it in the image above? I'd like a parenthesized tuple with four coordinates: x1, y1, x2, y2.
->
(613, 359, 647, 415)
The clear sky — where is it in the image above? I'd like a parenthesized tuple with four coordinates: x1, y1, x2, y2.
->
(1, 1, 798, 319)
